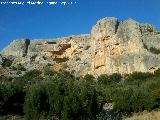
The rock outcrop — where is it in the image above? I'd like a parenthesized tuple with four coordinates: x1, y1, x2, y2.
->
(1, 17, 160, 76)
(1, 39, 30, 57)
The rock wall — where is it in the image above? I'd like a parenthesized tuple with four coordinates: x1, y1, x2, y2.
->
(1, 17, 160, 76)
(89, 18, 160, 76)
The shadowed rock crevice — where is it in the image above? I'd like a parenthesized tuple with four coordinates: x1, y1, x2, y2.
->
(115, 21, 120, 34)
(24, 39, 30, 57)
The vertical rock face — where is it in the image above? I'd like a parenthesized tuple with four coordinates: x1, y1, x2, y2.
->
(116, 19, 143, 52)
(1, 39, 30, 57)
(90, 17, 160, 76)
(1, 17, 160, 76)
(90, 17, 119, 75)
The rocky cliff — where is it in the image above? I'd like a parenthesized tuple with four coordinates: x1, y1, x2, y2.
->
(1, 17, 160, 76)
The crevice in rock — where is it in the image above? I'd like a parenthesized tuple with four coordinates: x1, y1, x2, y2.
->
(24, 39, 30, 57)
(95, 65, 105, 69)
(115, 21, 120, 34)
(143, 43, 148, 50)
(46, 41, 57, 44)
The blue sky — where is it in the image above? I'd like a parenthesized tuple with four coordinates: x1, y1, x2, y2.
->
(0, 0, 160, 51)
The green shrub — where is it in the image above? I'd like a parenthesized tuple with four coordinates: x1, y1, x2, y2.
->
(10, 69, 44, 90)
(96, 111, 121, 120)
(0, 76, 13, 83)
(2, 59, 13, 67)
(11, 64, 26, 71)
(0, 82, 25, 115)
(150, 47, 160, 54)
(60, 80, 100, 120)
(109, 73, 122, 83)
(96, 112, 112, 120)
(97, 74, 110, 85)
(17, 64, 26, 71)
(97, 73, 122, 85)
(83, 74, 95, 82)
(130, 89, 156, 112)
(125, 72, 153, 83)
(24, 70, 42, 78)
(24, 76, 101, 120)
(3, 70, 160, 118)
(24, 83, 49, 120)
(0, 83, 15, 110)
(44, 67, 57, 76)
(151, 88, 160, 106)
(154, 68, 160, 77)
(113, 87, 133, 113)
(59, 70, 74, 79)
(112, 73, 160, 113)
(22, 69, 43, 85)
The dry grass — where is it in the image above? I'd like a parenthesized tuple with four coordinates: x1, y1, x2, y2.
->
(125, 111, 160, 120)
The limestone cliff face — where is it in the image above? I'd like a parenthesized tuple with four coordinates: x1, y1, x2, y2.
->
(1, 17, 160, 76)
(90, 18, 160, 76)
(90, 18, 145, 75)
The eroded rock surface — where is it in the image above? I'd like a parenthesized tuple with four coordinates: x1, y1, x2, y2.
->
(1, 17, 160, 76)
